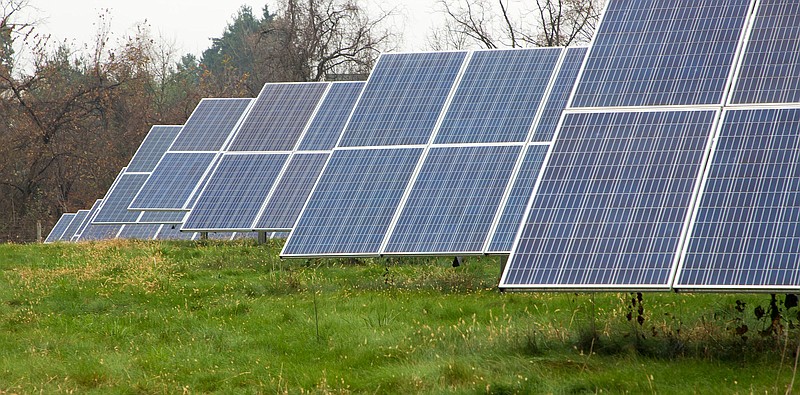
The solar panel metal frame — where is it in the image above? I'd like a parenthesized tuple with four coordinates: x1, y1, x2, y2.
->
(674, 104, 800, 292)
(499, 107, 723, 292)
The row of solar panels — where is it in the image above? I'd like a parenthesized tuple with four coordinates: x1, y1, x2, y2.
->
(47, 0, 800, 293)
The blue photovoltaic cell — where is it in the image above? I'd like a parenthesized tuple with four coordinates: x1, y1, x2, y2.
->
(254, 153, 329, 230)
(139, 211, 186, 224)
(79, 224, 122, 241)
(127, 126, 183, 172)
(385, 145, 521, 254)
(118, 224, 160, 240)
(74, 200, 103, 240)
(531, 47, 587, 142)
(338, 52, 467, 147)
(93, 173, 150, 224)
(679, 108, 800, 289)
(169, 99, 252, 151)
(487, 145, 549, 253)
(434, 48, 561, 144)
(183, 154, 289, 230)
(732, 1, 800, 104)
(228, 83, 329, 152)
(45, 213, 76, 243)
(61, 210, 89, 241)
(503, 110, 716, 289)
(156, 224, 196, 240)
(299, 82, 365, 151)
(129, 152, 217, 210)
(571, 0, 751, 108)
(282, 148, 422, 256)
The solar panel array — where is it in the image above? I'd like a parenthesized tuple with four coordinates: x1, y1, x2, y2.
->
(130, 99, 252, 212)
(44, 213, 76, 243)
(46, 0, 800, 293)
(284, 47, 587, 257)
(183, 82, 365, 232)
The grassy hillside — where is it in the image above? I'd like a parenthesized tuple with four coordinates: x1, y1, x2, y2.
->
(0, 240, 797, 393)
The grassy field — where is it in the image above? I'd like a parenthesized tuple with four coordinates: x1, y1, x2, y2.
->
(0, 239, 797, 393)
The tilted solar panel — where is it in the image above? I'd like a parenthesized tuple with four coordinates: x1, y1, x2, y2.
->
(253, 153, 329, 230)
(138, 210, 186, 224)
(61, 210, 89, 241)
(93, 173, 150, 224)
(384, 145, 523, 254)
(182, 153, 289, 231)
(79, 223, 122, 241)
(298, 82, 365, 151)
(434, 48, 561, 144)
(486, 145, 550, 253)
(129, 152, 217, 210)
(282, 148, 423, 256)
(44, 213, 76, 243)
(502, 110, 717, 290)
(731, 0, 800, 104)
(73, 200, 103, 241)
(531, 47, 587, 142)
(127, 126, 183, 172)
(678, 108, 800, 290)
(156, 224, 196, 240)
(228, 83, 329, 152)
(117, 224, 161, 240)
(169, 99, 253, 151)
(571, 0, 751, 108)
(338, 52, 467, 147)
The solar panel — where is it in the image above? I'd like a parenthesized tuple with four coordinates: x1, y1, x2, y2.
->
(79, 223, 122, 241)
(93, 173, 150, 224)
(129, 152, 217, 210)
(532, 47, 587, 142)
(182, 154, 289, 231)
(117, 224, 161, 240)
(486, 145, 549, 253)
(338, 52, 467, 147)
(298, 82, 365, 151)
(384, 145, 522, 254)
(228, 83, 329, 152)
(282, 148, 423, 256)
(127, 125, 183, 172)
(138, 211, 187, 224)
(433, 48, 561, 144)
(61, 210, 89, 241)
(571, 0, 751, 108)
(169, 99, 253, 151)
(502, 110, 717, 290)
(254, 153, 329, 230)
(677, 108, 800, 290)
(156, 224, 196, 240)
(44, 213, 76, 243)
(731, 0, 800, 104)
(73, 200, 103, 241)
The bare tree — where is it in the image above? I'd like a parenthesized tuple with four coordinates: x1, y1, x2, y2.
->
(267, 0, 398, 81)
(431, 0, 603, 50)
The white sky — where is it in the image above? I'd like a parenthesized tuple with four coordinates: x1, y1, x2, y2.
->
(24, 0, 440, 59)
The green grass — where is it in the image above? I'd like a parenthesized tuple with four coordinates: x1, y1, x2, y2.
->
(0, 239, 798, 393)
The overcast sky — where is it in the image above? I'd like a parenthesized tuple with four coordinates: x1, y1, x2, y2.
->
(24, 0, 440, 58)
